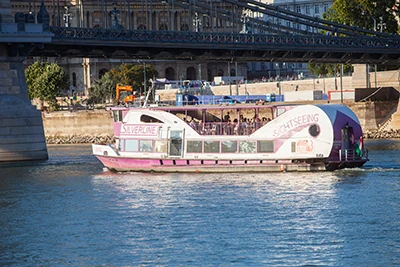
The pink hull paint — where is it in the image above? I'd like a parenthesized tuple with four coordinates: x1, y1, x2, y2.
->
(95, 155, 332, 172)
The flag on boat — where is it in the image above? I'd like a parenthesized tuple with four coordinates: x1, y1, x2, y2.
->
(355, 136, 363, 157)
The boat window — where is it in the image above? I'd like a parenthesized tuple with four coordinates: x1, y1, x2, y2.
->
(309, 124, 321, 137)
(221, 141, 238, 153)
(204, 141, 220, 153)
(257, 140, 274, 153)
(291, 142, 296, 152)
(239, 141, 256, 153)
(139, 140, 153, 152)
(113, 110, 123, 122)
(276, 108, 286, 117)
(169, 139, 182, 156)
(125, 139, 139, 152)
(187, 141, 203, 153)
(170, 130, 182, 139)
(155, 140, 168, 153)
(140, 114, 163, 123)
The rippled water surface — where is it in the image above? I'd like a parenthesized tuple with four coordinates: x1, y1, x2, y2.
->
(1, 140, 400, 266)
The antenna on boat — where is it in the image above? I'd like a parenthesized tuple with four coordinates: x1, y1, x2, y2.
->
(143, 78, 154, 108)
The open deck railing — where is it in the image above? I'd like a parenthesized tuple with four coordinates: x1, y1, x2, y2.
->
(187, 120, 270, 136)
(339, 149, 366, 162)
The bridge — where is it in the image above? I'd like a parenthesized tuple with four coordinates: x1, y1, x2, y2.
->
(1, 0, 400, 162)
(29, 0, 400, 64)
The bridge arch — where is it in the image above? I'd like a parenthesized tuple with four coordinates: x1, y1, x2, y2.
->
(165, 67, 175, 80)
(186, 67, 196, 80)
(72, 72, 77, 87)
(207, 69, 212, 82)
(99, 68, 108, 79)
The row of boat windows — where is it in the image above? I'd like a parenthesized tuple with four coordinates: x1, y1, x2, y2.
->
(118, 139, 275, 154)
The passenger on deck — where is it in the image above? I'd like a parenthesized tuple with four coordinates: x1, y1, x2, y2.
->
(189, 119, 196, 129)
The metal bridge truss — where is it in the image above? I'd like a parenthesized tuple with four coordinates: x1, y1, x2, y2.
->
(31, 0, 400, 64)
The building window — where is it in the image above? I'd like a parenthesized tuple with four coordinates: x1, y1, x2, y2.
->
(72, 72, 77, 87)
(296, 6, 301, 13)
(99, 68, 108, 79)
(305, 5, 311, 15)
(186, 67, 196, 80)
(165, 67, 175, 80)
(323, 3, 329, 12)
(314, 4, 320, 14)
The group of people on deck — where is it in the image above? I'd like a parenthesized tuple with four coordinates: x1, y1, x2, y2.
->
(184, 113, 271, 136)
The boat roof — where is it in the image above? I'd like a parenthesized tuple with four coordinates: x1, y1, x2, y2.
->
(108, 103, 301, 112)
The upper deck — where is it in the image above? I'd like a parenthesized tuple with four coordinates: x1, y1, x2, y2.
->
(109, 103, 301, 136)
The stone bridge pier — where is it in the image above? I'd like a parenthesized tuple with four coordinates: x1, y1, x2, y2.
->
(0, 0, 52, 161)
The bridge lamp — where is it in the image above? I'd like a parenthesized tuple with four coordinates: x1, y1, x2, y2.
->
(63, 6, 72, 27)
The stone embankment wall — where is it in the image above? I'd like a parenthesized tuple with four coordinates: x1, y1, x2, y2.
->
(43, 110, 114, 144)
(364, 129, 400, 139)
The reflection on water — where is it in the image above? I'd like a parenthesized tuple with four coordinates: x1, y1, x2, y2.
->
(365, 139, 400, 151)
(0, 143, 400, 266)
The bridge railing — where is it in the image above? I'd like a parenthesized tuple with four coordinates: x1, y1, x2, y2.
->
(50, 27, 400, 50)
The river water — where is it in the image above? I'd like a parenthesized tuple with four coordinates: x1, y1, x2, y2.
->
(1, 140, 400, 266)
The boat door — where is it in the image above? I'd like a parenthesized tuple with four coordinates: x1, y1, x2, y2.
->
(341, 123, 354, 150)
(168, 130, 184, 157)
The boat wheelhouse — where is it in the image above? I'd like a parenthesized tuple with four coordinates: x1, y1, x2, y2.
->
(93, 103, 368, 172)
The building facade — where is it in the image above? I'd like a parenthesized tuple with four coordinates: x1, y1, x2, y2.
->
(247, 0, 334, 80)
(11, 0, 248, 95)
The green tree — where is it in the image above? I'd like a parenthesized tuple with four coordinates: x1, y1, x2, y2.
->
(25, 62, 69, 110)
(323, 0, 398, 34)
(89, 72, 116, 104)
(109, 63, 158, 95)
(89, 63, 158, 105)
(307, 63, 353, 77)
(309, 0, 399, 76)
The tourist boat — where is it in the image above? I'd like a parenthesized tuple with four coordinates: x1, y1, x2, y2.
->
(92, 103, 368, 172)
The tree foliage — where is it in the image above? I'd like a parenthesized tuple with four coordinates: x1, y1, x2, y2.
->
(310, 0, 399, 76)
(25, 62, 69, 110)
(307, 63, 353, 77)
(89, 63, 158, 104)
(89, 72, 115, 104)
(323, 0, 398, 34)
(109, 63, 158, 95)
